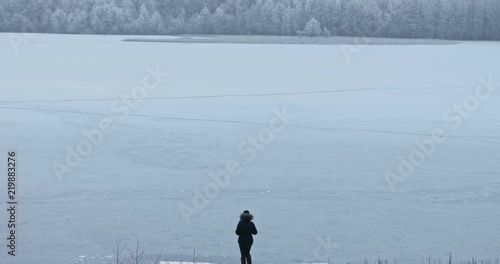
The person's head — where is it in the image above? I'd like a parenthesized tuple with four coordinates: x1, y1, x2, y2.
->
(240, 210, 253, 221)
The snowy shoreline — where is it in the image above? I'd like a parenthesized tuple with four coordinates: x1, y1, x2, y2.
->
(123, 35, 460, 46)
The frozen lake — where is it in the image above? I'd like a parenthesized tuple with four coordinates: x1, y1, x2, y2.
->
(0, 34, 499, 264)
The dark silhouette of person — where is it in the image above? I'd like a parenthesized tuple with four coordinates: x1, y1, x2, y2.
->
(235, 210, 258, 264)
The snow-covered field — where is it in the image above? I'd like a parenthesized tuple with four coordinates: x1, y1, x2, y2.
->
(0, 34, 499, 264)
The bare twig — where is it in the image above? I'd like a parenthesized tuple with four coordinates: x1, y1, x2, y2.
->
(151, 249, 164, 264)
(112, 241, 127, 264)
(127, 239, 146, 264)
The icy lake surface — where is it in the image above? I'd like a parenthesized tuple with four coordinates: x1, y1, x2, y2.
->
(0, 34, 499, 264)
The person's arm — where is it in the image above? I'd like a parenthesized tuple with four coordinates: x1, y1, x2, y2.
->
(251, 222, 258, 235)
(235, 222, 241, 235)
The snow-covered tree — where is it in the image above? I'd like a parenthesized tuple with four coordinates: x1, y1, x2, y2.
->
(150, 11, 166, 35)
(212, 6, 224, 34)
(50, 8, 68, 33)
(401, 0, 424, 38)
(193, 7, 213, 34)
(67, 9, 89, 34)
(270, 2, 285, 35)
(281, 7, 293, 35)
(90, 1, 126, 34)
(359, 0, 382, 36)
(263, 0, 275, 33)
(0, 4, 6, 28)
(322, 26, 331, 37)
(303, 17, 322, 37)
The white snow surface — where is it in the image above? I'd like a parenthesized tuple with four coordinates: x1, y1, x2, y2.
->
(0, 34, 500, 264)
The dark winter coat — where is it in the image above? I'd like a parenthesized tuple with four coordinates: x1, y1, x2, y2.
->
(235, 212, 258, 245)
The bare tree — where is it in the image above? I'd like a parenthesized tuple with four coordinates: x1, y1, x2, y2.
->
(127, 240, 146, 264)
(110, 241, 127, 264)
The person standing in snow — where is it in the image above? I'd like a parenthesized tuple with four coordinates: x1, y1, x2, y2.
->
(235, 210, 258, 264)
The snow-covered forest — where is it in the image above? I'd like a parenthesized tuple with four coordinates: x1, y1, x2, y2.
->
(1, 0, 500, 40)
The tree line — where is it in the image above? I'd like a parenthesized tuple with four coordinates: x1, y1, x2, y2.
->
(1, 0, 499, 40)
